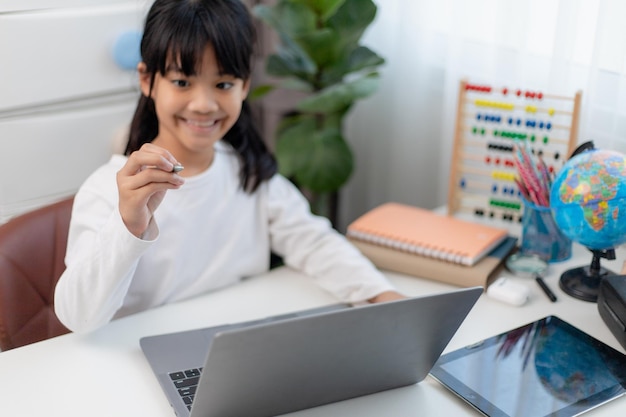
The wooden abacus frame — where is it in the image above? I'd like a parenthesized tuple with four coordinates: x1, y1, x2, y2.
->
(447, 79, 581, 225)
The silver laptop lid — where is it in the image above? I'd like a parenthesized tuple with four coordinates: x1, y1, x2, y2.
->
(190, 286, 482, 417)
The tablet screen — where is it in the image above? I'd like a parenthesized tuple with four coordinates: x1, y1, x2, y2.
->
(430, 316, 626, 417)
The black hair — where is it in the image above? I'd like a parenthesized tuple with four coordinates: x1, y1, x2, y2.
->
(125, 0, 276, 192)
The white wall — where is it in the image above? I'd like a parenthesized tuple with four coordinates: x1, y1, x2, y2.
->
(0, 1, 147, 221)
(339, 0, 626, 230)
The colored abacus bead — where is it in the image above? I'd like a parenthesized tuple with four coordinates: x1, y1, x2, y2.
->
(525, 105, 537, 113)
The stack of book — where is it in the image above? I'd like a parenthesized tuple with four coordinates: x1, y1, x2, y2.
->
(347, 202, 517, 288)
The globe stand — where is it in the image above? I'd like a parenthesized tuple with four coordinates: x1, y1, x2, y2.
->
(559, 248, 616, 302)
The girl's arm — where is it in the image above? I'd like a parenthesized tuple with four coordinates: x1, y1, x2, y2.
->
(55, 144, 184, 333)
(267, 175, 402, 304)
(54, 183, 155, 334)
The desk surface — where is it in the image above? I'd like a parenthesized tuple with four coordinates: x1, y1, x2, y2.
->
(1, 244, 625, 417)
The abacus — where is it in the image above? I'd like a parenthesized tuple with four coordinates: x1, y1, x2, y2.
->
(447, 79, 581, 227)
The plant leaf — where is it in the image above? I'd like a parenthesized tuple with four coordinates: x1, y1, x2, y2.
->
(254, 4, 317, 76)
(279, 78, 314, 92)
(275, 115, 317, 177)
(296, 73, 380, 113)
(297, 130, 354, 192)
(296, 28, 340, 69)
(328, 0, 378, 48)
(291, 0, 346, 21)
(248, 84, 275, 101)
(318, 46, 384, 86)
(277, 121, 353, 192)
(253, 3, 315, 37)
(266, 51, 317, 80)
(346, 46, 385, 73)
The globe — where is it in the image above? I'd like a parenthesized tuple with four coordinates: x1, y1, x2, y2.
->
(550, 148, 626, 250)
(548, 144, 626, 302)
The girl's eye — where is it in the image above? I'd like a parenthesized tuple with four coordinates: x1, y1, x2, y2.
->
(172, 79, 189, 88)
(217, 82, 234, 90)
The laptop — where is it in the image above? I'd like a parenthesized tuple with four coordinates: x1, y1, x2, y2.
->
(140, 286, 482, 417)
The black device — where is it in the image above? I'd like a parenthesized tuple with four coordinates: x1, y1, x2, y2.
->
(598, 275, 626, 351)
(430, 316, 626, 417)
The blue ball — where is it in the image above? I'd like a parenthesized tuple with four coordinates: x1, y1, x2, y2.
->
(112, 30, 142, 70)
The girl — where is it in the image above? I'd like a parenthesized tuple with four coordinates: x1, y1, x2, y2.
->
(54, 0, 404, 334)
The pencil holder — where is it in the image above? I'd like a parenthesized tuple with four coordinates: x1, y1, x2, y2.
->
(520, 199, 572, 262)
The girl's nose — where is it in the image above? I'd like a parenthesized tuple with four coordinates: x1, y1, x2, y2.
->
(188, 87, 219, 113)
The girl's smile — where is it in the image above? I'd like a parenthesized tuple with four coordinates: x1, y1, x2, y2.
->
(180, 116, 221, 135)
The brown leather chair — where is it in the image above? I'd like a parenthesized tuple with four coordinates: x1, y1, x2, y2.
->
(0, 197, 74, 350)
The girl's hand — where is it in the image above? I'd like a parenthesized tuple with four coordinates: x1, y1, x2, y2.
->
(368, 291, 407, 303)
(116, 143, 185, 237)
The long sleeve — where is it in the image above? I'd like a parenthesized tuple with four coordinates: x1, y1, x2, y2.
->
(266, 175, 396, 303)
(54, 184, 155, 334)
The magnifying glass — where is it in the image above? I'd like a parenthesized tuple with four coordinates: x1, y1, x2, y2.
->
(506, 253, 557, 302)
(506, 253, 548, 278)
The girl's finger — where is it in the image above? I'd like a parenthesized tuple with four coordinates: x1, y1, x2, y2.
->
(119, 144, 180, 175)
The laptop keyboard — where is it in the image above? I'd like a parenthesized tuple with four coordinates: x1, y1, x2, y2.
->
(169, 368, 203, 411)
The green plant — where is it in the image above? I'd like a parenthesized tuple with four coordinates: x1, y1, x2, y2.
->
(252, 0, 385, 219)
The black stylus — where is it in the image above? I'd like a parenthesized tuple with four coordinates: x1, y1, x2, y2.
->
(536, 275, 557, 302)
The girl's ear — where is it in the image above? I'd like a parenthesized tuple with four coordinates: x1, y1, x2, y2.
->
(137, 62, 151, 97)
(242, 78, 251, 100)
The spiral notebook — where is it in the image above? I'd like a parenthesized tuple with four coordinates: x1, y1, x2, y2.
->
(347, 203, 508, 266)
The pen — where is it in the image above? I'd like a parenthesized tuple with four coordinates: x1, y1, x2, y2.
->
(147, 164, 184, 173)
(535, 275, 557, 302)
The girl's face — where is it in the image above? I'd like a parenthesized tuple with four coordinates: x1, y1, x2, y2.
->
(139, 45, 250, 169)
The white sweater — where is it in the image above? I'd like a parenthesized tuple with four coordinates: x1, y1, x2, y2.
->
(54, 141, 395, 333)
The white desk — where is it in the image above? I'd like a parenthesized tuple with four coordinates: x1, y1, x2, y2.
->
(1, 244, 625, 416)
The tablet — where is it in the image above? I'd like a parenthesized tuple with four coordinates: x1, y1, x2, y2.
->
(430, 316, 626, 417)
